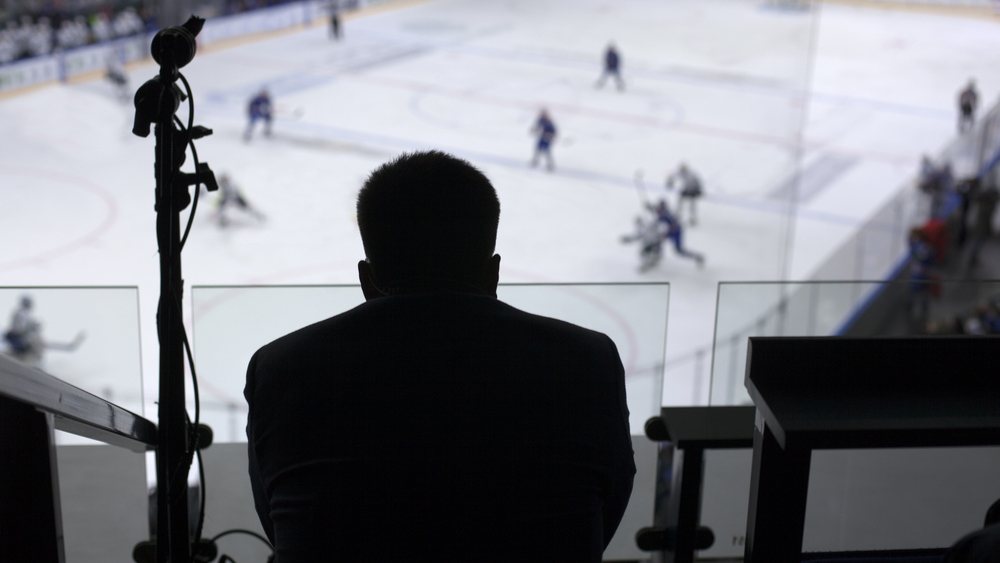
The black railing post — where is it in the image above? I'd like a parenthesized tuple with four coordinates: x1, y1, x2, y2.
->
(0, 394, 64, 562)
(132, 16, 214, 562)
(154, 112, 190, 563)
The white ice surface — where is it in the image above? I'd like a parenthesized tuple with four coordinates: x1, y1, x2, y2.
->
(1, 0, 999, 412)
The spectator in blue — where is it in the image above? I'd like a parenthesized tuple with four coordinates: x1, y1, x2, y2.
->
(244, 87, 273, 141)
(595, 42, 624, 91)
(967, 178, 998, 269)
(530, 108, 557, 172)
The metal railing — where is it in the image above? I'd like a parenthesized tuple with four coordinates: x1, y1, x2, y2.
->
(0, 354, 155, 561)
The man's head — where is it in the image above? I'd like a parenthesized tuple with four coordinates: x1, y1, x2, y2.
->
(356, 151, 501, 298)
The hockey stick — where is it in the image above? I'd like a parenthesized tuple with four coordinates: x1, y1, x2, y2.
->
(274, 105, 305, 120)
(633, 169, 651, 206)
(45, 331, 86, 352)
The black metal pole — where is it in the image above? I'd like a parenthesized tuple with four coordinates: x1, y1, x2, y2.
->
(132, 18, 214, 562)
(154, 116, 190, 563)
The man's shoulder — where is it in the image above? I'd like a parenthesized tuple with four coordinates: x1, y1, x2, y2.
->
(491, 299, 616, 351)
(252, 293, 619, 369)
(253, 301, 369, 359)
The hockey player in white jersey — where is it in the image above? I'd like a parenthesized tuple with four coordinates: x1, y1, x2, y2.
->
(666, 163, 703, 226)
(216, 173, 266, 227)
(621, 215, 665, 272)
(3, 295, 84, 367)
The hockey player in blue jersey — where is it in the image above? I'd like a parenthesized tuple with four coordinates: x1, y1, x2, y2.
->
(244, 88, 274, 141)
(530, 108, 557, 171)
(595, 42, 624, 91)
(648, 199, 705, 267)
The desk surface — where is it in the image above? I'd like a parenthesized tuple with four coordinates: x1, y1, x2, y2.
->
(0, 355, 155, 451)
(745, 337, 1000, 450)
(649, 406, 755, 448)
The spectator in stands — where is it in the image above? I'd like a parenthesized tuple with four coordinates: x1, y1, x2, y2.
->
(0, 26, 17, 64)
(918, 155, 951, 218)
(967, 178, 998, 269)
(907, 227, 937, 326)
(89, 12, 113, 44)
(26, 16, 53, 57)
(55, 17, 88, 51)
(955, 177, 978, 248)
(986, 302, 1000, 334)
(244, 151, 635, 562)
(112, 7, 145, 38)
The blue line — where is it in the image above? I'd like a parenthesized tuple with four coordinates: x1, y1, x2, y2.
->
(834, 257, 910, 335)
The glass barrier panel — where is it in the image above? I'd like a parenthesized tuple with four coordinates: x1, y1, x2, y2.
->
(190, 285, 365, 443)
(710, 280, 1000, 406)
(498, 283, 668, 435)
(191, 283, 668, 443)
(705, 279, 1000, 558)
(0, 287, 145, 443)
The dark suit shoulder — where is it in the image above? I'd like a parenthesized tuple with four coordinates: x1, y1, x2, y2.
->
(253, 301, 370, 359)
(252, 292, 620, 372)
(492, 298, 616, 347)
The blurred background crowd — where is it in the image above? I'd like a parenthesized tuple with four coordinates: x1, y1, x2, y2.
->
(0, 0, 323, 64)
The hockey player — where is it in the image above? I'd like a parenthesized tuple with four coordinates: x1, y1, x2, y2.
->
(595, 42, 624, 91)
(958, 79, 979, 133)
(244, 88, 274, 141)
(216, 173, 266, 228)
(666, 162, 704, 226)
(329, 1, 342, 40)
(3, 295, 84, 367)
(104, 58, 129, 102)
(3, 295, 38, 363)
(648, 199, 705, 267)
(621, 215, 664, 272)
(530, 109, 557, 172)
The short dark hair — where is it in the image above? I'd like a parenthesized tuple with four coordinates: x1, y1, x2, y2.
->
(357, 151, 500, 286)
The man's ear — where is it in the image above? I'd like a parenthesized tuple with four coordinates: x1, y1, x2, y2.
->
(358, 260, 384, 301)
(482, 254, 501, 297)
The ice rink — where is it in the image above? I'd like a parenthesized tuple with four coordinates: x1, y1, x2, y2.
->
(2, 0, 999, 415)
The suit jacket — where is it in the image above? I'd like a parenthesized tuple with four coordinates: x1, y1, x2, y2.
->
(245, 290, 635, 562)
(946, 524, 1000, 563)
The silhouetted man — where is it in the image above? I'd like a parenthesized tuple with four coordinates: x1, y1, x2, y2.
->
(245, 151, 635, 562)
(944, 498, 1000, 563)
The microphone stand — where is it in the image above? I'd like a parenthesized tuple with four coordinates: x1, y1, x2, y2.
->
(132, 16, 217, 563)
